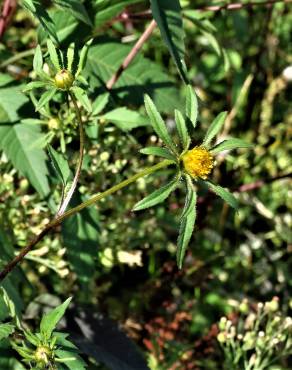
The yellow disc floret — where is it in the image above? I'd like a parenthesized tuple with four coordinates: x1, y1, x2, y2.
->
(182, 146, 214, 179)
(54, 69, 74, 90)
(34, 345, 52, 365)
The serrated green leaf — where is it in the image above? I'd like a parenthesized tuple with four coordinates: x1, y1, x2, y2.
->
(33, 45, 43, 73)
(76, 39, 93, 77)
(186, 85, 198, 128)
(177, 185, 197, 269)
(151, 0, 188, 83)
(133, 177, 179, 211)
(175, 109, 190, 150)
(206, 181, 238, 210)
(101, 107, 148, 131)
(67, 43, 75, 73)
(144, 95, 177, 153)
(23, 81, 47, 92)
(203, 111, 227, 147)
(47, 145, 71, 186)
(23, 330, 40, 346)
(140, 147, 176, 161)
(0, 323, 15, 341)
(71, 86, 92, 113)
(36, 88, 57, 111)
(53, 0, 92, 27)
(40, 298, 72, 339)
(210, 138, 253, 154)
(47, 39, 61, 71)
(22, 0, 59, 44)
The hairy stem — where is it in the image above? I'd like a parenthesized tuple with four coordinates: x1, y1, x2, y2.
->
(0, 159, 174, 283)
(56, 92, 85, 216)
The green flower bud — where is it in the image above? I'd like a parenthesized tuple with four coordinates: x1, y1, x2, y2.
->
(54, 69, 74, 90)
(48, 118, 61, 130)
(34, 345, 52, 365)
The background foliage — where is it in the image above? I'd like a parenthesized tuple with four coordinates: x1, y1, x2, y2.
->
(0, 0, 291, 369)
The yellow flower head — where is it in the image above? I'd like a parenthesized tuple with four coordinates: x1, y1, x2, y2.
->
(182, 146, 214, 179)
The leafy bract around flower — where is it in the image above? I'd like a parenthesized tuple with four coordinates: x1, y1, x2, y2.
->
(23, 38, 92, 113)
(135, 86, 253, 268)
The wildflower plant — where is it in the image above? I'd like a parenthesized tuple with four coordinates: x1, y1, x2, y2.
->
(134, 87, 253, 268)
(217, 298, 292, 370)
(24, 39, 92, 113)
(3, 298, 86, 370)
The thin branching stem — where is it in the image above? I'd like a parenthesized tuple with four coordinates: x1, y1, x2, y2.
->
(56, 91, 85, 216)
(0, 159, 174, 283)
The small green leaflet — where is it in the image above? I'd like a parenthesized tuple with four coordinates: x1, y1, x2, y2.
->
(22, 0, 59, 44)
(53, 0, 93, 27)
(48, 145, 71, 186)
(40, 297, 72, 340)
(203, 111, 227, 147)
(36, 88, 57, 111)
(92, 93, 109, 116)
(151, 0, 188, 84)
(210, 138, 253, 154)
(186, 85, 198, 128)
(55, 349, 87, 370)
(33, 45, 43, 73)
(71, 86, 92, 113)
(67, 43, 75, 73)
(144, 95, 177, 153)
(47, 39, 61, 71)
(101, 107, 148, 131)
(0, 322, 15, 341)
(175, 109, 190, 150)
(206, 181, 238, 210)
(177, 183, 197, 269)
(23, 81, 47, 92)
(133, 177, 179, 211)
(76, 39, 93, 77)
(140, 147, 176, 161)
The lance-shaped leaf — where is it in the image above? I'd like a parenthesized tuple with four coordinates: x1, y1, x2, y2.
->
(33, 45, 43, 73)
(71, 86, 92, 113)
(144, 95, 177, 153)
(133, 177, 179, 211)
(0, 323, 15, 341)
(151, 0, 188, 83)
(203, 111, 227, 147)
(181, 175, 196, 219)
(175, 109, 190, 150)
(36, 88, 57, 111)
(76, 39, 93, 77)
(40, 297, 72, 340)
(53, 0, 93, 27)
(177, 184, 197, 269)
(22, 0, 59, 44)
(48, 145, 71, 186)
(140, 147, 177, 161)
(67, 43, 75, 73)
(206, 181, 238, 210)
(47, 39, 61, 71)
(186, 85, 198, 128)
(23, 81, 48, 92)
(210, 138, 253, 154)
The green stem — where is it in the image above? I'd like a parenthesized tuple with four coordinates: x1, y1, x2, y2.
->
(56, 91, 85, 216)
(0, 49, 35, 69)
(0, 159, 173, 283)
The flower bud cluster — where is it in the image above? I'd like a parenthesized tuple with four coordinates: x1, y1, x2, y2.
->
(217, 297, 292, 368)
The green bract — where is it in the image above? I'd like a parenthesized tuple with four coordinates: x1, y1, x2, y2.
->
(24, 38, 93, 113)
(135, 86, 253, 268)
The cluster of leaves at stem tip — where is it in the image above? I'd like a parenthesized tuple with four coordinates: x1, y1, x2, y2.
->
(134, 87, 253, 268)
(23, 38, 92, 113)
(4, 298, 86, 370)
